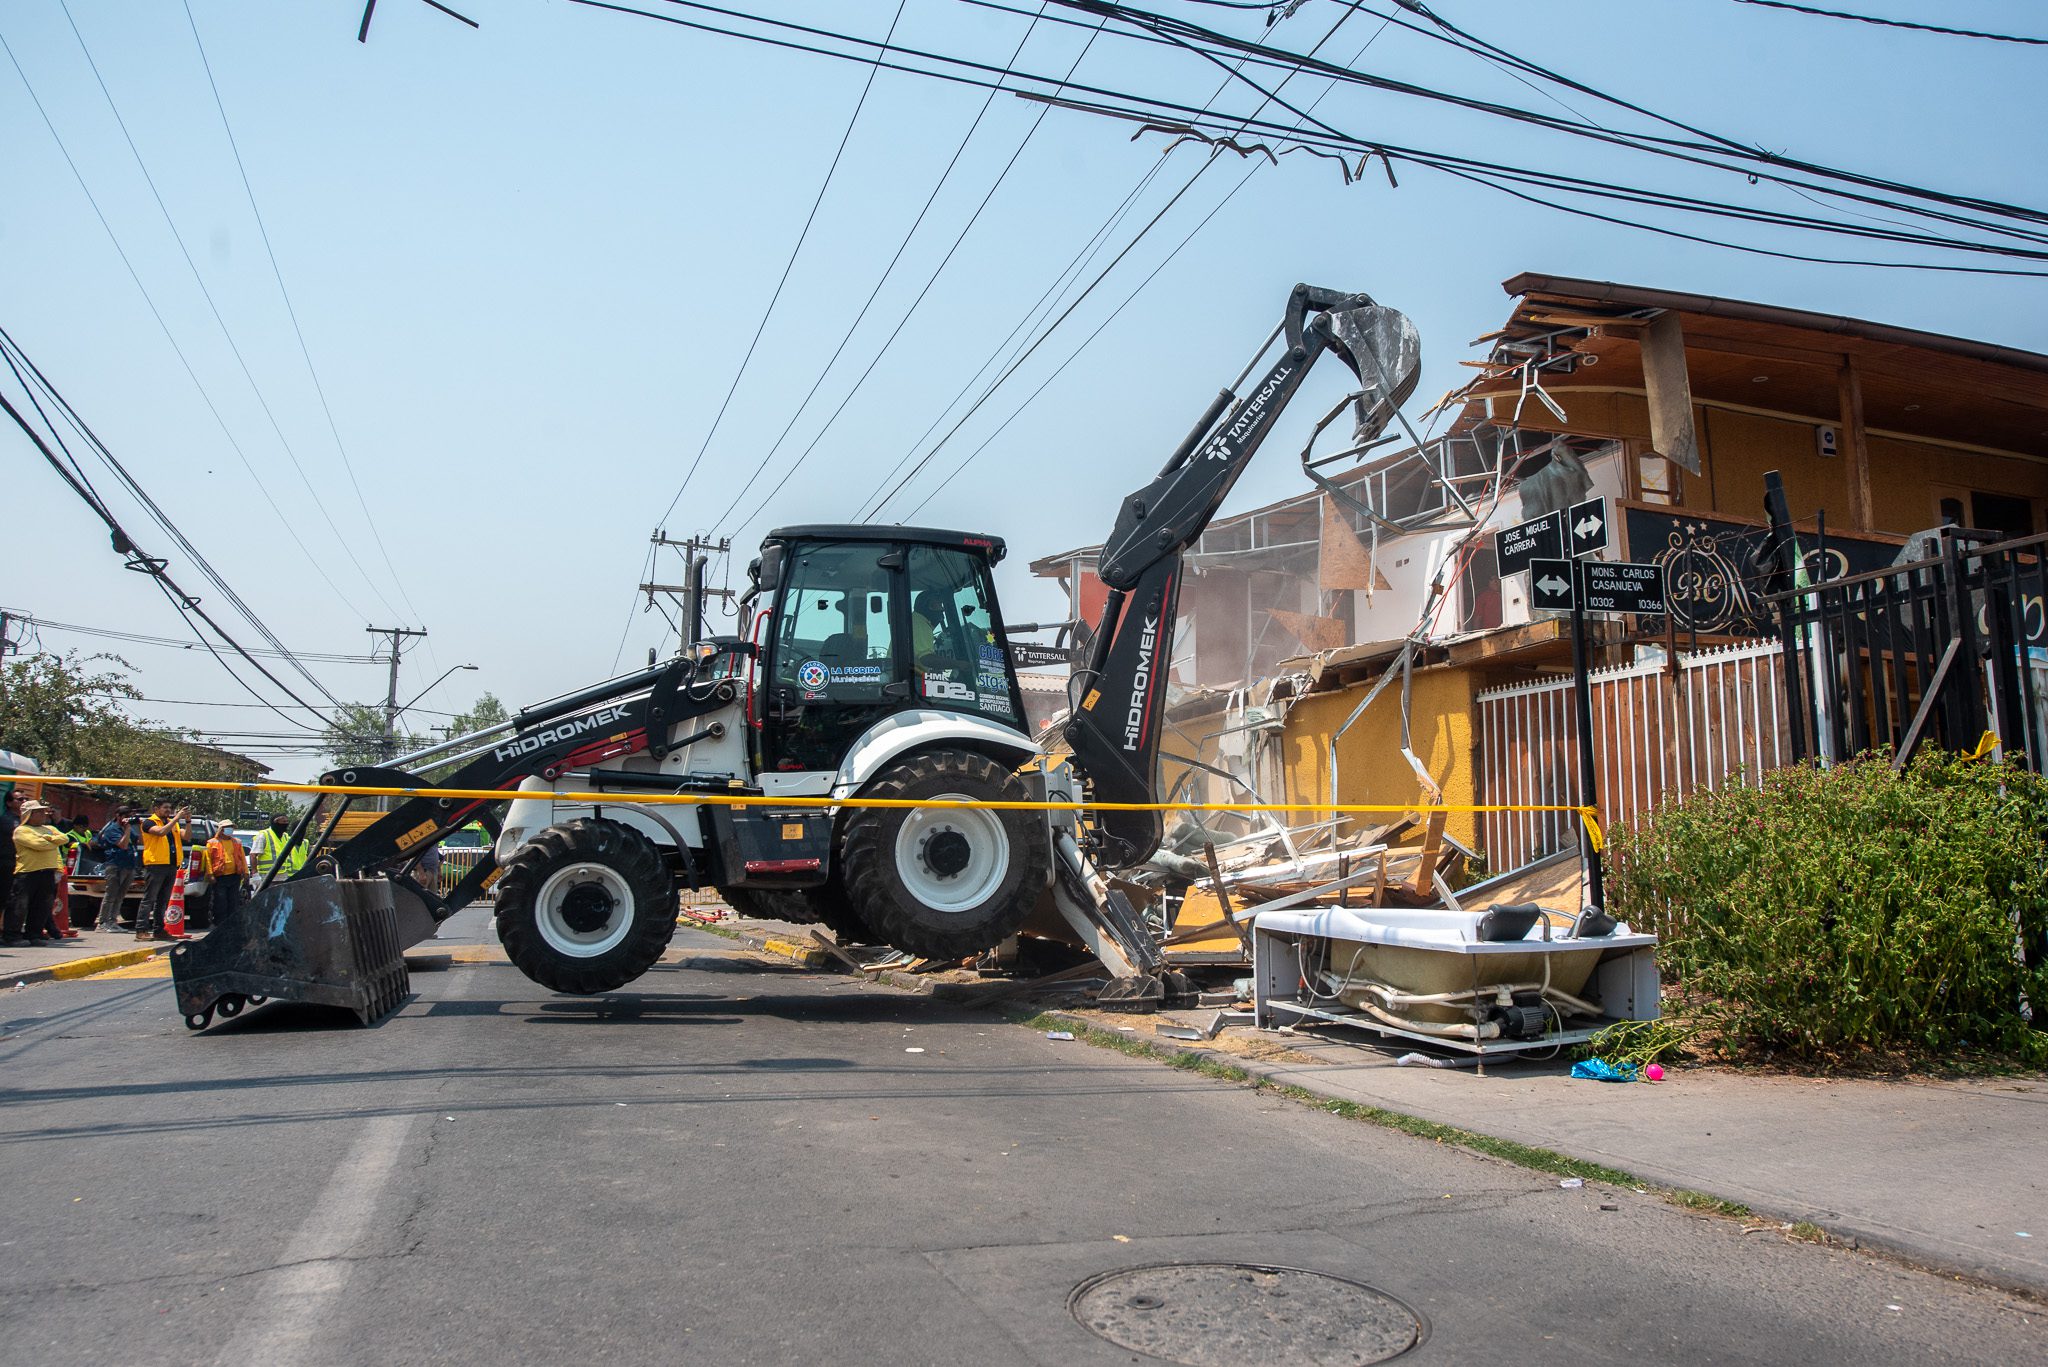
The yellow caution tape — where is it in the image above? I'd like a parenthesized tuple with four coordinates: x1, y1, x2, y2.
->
(40, 773, 1604, 848)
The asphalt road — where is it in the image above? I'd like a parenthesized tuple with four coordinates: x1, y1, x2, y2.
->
(0, 912, 2036, 1366)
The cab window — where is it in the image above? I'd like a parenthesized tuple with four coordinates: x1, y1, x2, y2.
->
(764, 542, 905, 772)
(772, 543, 898, 703)
(906, 545, 1018, 723)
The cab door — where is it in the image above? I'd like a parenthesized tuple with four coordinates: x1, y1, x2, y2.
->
(761, 541, 907, 773)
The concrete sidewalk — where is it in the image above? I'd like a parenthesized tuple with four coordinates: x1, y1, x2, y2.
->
(1214, 1033, 2048, 1298)
(0, 925, 173, 986)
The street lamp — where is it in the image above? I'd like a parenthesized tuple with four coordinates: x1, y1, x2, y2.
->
(398, 663, 479, 718)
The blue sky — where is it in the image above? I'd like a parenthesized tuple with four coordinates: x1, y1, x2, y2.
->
(4, 0, 2043, 777)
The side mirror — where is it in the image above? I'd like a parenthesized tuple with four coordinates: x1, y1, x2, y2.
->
(755, 547, 783, 594)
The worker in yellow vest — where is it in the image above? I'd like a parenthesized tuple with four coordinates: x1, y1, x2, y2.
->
(255, 814, 308, 885)
(137, 800, 188, 941)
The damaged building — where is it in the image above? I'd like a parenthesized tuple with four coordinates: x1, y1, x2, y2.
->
(1032, 273, 2048, 933)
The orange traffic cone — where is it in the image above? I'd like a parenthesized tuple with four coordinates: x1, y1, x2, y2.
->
(163, 866, 189, 939)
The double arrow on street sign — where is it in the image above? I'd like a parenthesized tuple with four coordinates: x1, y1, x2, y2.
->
(1530, 556, 1669, 616)
(1568, 497, 1607, 556)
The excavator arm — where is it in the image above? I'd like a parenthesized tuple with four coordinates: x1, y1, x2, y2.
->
(1064, 285, 1420, 868)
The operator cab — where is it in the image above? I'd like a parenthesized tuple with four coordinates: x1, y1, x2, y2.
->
(750, 525, 1026, 772)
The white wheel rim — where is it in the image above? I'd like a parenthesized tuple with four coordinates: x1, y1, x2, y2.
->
(534, 862, 634, 958)
(893, 793, 1010, 914)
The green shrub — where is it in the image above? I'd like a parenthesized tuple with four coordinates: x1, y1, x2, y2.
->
(1606, 752, 2048, 1065)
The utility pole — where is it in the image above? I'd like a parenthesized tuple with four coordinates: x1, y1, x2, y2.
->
(366, 625, 427, 761)
(641, 531, 733, 651)
(0, 609, 18, 657)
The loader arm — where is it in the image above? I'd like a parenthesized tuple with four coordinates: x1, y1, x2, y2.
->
(1063, 284, 1419, 868)
(263, 649, 748, 927)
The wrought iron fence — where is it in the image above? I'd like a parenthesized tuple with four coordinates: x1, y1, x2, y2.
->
(1768, 529, 2048, 771)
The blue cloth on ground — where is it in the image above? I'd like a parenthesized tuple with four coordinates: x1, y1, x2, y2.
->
(1571, 1058, 1641, 1082)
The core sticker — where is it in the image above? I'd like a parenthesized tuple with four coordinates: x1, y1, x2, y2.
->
(796, 659, 828, 691)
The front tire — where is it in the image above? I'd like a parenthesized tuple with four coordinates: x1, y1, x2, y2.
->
(495, 819, 675, 995)
(839, 750, 1049, 961)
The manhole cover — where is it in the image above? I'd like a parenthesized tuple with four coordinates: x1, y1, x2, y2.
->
(1069, 1263, 1421, 1366)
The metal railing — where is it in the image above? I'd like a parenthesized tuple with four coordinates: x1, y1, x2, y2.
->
(1477, 640, 1791, 869)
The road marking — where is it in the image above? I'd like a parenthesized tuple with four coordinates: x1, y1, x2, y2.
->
(213, 1110, 416, 1366)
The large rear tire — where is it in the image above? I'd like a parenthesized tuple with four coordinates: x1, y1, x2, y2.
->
(495, 819, 675, 995)
(839, 750, 1049, 961)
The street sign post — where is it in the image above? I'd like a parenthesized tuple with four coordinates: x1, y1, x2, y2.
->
(1497, 511, 1661, 915)
(1494, 510, 1564, 576)
(1568, 496, 1609, 557)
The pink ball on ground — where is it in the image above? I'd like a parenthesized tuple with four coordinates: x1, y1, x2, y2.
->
(1645, 1064, 1665, 1082)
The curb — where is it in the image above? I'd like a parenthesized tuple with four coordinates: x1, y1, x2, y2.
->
(8, 944, 171, 986)
(1038, 1014, 2048, 1305)
(681, 918, 2048, 1302)
(693, 920, 936, 993)
(760, 937, 830, 968)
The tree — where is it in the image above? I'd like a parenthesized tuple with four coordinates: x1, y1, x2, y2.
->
(321, 702, 421, 768)
(0, 651, 267, 816)
(448, 692, 508, 739)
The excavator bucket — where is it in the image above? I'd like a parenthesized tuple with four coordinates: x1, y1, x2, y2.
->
(170, 875, 411, 1032)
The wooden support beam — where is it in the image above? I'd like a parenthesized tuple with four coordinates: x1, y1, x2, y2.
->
(1642, 312, 1702, 475)
(1839, 356, 1872, 530)
(1410, 810, 1447, 897)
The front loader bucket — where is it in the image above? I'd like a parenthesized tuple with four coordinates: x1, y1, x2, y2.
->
(171, 875, 411, 1032)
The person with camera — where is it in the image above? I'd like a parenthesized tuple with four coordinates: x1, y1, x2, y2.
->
(136, 800, 189, 942)
(95, 806, 142, 933)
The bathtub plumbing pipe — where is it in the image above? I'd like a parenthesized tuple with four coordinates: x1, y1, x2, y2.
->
(1352, 999, 1502, 1042)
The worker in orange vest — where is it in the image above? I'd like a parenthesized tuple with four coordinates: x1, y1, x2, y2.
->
(203, 822, 250, 928)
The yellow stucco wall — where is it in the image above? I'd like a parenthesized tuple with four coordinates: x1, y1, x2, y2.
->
(1278, 667, 1482, 848)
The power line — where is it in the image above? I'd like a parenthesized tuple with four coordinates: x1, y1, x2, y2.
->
(906, 4, 1399, 513)
(700, 2, 1061, 536)
(847, 0, 1347, 522)
(0, 27, 380, 629)
(0, 324, 352, 706)
(649, 0, 911, 534)
(867, 0, 1374, 516)
(575, 0, 2048, 265)
(52, 0, 407, 626)
(179, 0, 432, 637)
(1729, 0, 2048, 45)
(1047, 1, 2048, 237)
(130, 696, 456, 715)
(1, 322, 354, 737)
(719, 10, 1115, 539)
(0, 613, 381, 664)
(0, 383, 338, 731)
